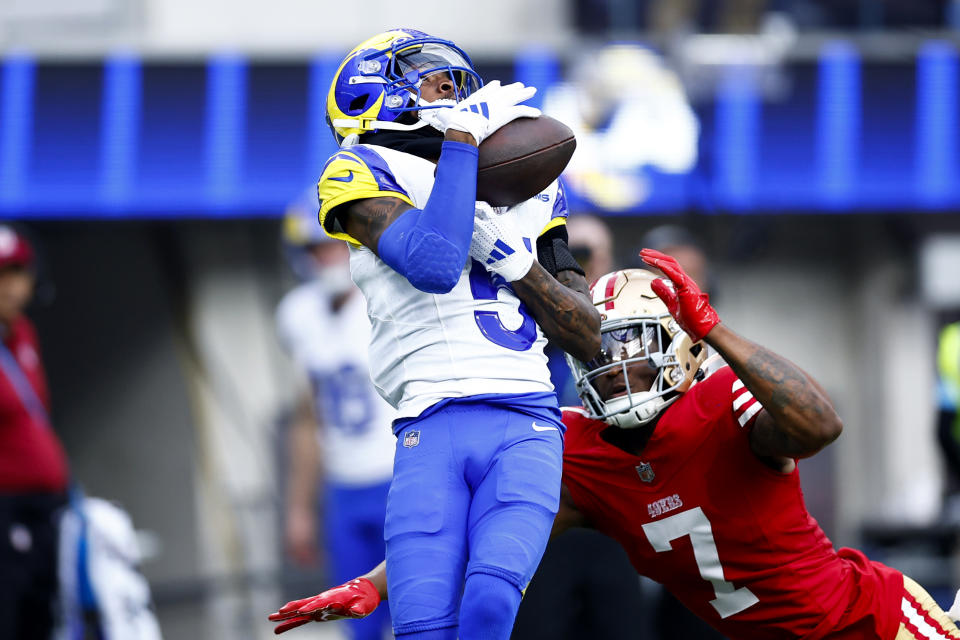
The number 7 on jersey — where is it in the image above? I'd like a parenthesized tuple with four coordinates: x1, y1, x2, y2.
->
(642, 507, 759, 619)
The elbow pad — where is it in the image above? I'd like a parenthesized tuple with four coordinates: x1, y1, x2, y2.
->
(376, 140, 478, 294)
(377, 209, 464, 294)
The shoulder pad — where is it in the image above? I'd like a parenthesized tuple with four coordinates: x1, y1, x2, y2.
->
(317, 145, 414, 246)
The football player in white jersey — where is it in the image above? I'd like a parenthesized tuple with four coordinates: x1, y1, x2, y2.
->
(276, 190, 397, 640)
(269, 28, 600, 640)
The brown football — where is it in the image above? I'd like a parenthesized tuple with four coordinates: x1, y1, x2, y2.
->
(476, 115, 576, 207)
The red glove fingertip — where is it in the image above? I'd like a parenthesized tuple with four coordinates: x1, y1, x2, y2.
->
(274, 615, 312, 634)
(649, 276, 673, 297)
(650, 278, 678, 313)
(275, 596, 313, 616)
(295, 596, 328, 615)
(639, 247, 668, 261)
(640, 248, 675, 269)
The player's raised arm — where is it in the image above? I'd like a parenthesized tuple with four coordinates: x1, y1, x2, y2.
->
(640, 248, 843, 470)
(328, 82, 539, 294)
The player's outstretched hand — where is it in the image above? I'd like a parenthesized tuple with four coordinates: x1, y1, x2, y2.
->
(639, 248, 719, 342)
(419, 80, 541, 145)
(268, 578, 381, 635)
(470, 203, 534, 282)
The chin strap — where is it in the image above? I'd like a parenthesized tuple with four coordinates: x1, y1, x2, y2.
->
(331, 118, 431, 138)
(604, 393, 659, 429)
(334, 99, 456, 147)
(604, 389, 681, 430)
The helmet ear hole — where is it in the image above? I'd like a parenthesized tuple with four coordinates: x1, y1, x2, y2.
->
(349, 95, 369, 112)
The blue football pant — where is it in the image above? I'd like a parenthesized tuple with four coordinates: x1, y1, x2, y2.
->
(386, 403, 563, 638)
(324, 481, 392, 640)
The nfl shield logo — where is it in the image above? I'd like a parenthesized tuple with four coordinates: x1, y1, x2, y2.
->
(636, 462, 655, 483)
(403, 430, 420, 448)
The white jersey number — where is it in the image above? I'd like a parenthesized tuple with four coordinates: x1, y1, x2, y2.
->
(642, 507, 759, 619)
(310, 363, 375, 436)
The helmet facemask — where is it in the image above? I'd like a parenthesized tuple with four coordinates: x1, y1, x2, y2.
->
(353, 40, 480, 112)
(566, 269, 707, 429)
(391, 42, 480, 107)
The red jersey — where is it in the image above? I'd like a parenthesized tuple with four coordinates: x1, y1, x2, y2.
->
(0, 315, 68, 492)
(561, 366, 904, 640)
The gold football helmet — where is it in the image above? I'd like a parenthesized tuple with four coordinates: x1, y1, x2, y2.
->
(566, 269, 706, 428)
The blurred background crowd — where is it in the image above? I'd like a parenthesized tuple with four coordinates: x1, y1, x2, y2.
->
(2, 1, 960, 638)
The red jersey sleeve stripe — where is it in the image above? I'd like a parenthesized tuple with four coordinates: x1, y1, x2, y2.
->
(731, 376, 762, 428)
(737, 401, 763, 428)
(732, 390, 755, 411)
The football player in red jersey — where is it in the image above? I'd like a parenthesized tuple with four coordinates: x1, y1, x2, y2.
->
(270, 249, 960, 640)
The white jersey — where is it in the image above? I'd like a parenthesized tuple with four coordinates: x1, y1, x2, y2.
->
(317, 143, 569, 419)
(276, 281, 396, 486)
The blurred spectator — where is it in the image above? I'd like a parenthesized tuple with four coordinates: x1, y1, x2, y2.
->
(566, 214, 614, 286)
(638, 224, 711, 293)
(649, 0, 768, 33)
(0, 225, 70, 640)
(573, 0, 768, 32)
(573, 0, 948, 32)
(936, 319, 960, 522)
(275, 190, 396, 640)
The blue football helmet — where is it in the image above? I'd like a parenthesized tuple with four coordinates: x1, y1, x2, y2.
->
(326, 29, 483, 145)
(282, 186, 335, 281)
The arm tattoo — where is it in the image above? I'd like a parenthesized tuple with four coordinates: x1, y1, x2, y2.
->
(340, 197, 413, 253)
(710, 329, 842, 460)
(745, 350, 813, 412)
(556, 268, 591, 299)
(512, 265, 600, 362)
(743, 350, 832, 431)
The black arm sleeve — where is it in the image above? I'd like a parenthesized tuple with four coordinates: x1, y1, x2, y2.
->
(536, 224, 585, 278)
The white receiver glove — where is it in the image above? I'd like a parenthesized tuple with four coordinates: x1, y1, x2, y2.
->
(418, 80, 541, 145)
(469, 202, 534, 282)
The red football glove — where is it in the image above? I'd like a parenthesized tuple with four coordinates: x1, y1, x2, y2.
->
(268, 578, 381, 635)
(639, 248, 720, 342)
